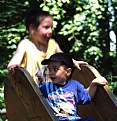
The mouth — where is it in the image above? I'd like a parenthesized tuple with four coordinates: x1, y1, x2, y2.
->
(50, 77, 56, 81)
(45, 37, 50, 41)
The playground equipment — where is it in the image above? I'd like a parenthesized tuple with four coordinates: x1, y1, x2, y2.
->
(4, 65, 117, 121)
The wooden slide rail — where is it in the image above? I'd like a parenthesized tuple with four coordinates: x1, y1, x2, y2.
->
(4, 65, 117, 121)
(4, 67, 58, 121)
(72, 65, 117, 121)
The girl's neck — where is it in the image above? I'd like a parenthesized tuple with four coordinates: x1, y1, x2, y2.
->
(31, 39, 48, 53)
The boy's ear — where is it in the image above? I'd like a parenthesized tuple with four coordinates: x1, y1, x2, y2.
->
(66, 68, 72, 76)
(29, 24, 35, 34)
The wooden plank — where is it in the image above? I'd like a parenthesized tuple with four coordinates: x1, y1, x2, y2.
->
(72, 65, 117, 121)
(4, 67, 58, 121)
(4, 77, 31, 121)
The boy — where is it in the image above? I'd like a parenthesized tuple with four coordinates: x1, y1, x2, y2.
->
(39, 52, 108, 121)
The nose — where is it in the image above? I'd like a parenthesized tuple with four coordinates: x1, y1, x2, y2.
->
(49, 70, 55, 77)
(47, 27, 52, 37)
(48, 68, 54, 73)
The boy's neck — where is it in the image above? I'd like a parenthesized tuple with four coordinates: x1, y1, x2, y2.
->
(55, 79, 69, 87)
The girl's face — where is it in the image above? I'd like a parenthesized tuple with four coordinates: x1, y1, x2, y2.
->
(48, 61, 72, 85)
(30, 16, 53, 46)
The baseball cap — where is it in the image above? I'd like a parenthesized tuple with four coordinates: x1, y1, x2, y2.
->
(41, 52, 73, 68)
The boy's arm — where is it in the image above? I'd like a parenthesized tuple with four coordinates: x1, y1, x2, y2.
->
(87, 76, 108, 98)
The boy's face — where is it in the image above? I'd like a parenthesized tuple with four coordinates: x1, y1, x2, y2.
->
(48, 61, 72, 85)
(30, 16, 53, 46)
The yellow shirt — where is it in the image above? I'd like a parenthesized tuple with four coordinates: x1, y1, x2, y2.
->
(20, 39, 56, 83)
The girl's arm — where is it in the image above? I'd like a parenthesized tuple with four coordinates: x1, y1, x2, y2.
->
(55, 42, 63, 53)
(55, 42, 88, 70)
(7, 40, 26, 73)
(72, 59, 88, 70)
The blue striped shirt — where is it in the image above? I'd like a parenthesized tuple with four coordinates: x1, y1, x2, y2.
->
(40, 79, 91, 121)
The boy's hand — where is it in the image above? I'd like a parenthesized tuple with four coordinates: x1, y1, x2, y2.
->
(88, 76, 108, 98)
(35, 69, 43, 82)
(92, 76, 108, 86)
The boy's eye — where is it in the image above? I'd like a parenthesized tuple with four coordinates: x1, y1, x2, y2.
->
(48, 67, 59, 72)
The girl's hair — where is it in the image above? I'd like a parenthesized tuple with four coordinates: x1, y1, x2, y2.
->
(24, 8, 53, 30)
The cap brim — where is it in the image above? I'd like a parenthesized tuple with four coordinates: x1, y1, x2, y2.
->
(41, 58, 62, 65)
(41, 59, 49, 65)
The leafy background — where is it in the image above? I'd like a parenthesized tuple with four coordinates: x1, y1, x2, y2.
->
(0, 0, 117, 120)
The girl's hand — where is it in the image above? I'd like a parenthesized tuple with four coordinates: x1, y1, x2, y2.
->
(73, 60, 88, 70)
(8, 65, 20, 74)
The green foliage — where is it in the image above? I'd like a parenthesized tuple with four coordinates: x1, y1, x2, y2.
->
(0, 85, 5, 108)
(0, 0, 117, 118)
(0, 1, 29, 120)
(0, 1, 28, 69)
(39, 0, 117, 73)
(106, 75, 117, 99)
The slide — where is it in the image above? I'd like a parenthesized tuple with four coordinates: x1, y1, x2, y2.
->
(4, 65, 117, 121)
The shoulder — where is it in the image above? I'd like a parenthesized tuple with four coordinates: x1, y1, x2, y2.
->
(48, 38, 62, 52)
(17, 39, 29, 47)
(69, 79, 81, 84)
(39, 83, 46, 95)
(18, 39, 31, 46)
(17, 39, 33, 50)
(48, 38, 56, 45)
(49, 38, 59, 46)
(40, 82, 53, 97)
(49, 38, 55, 42)
(68, 79, 84, 88)
(40, 82, 51, 90)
